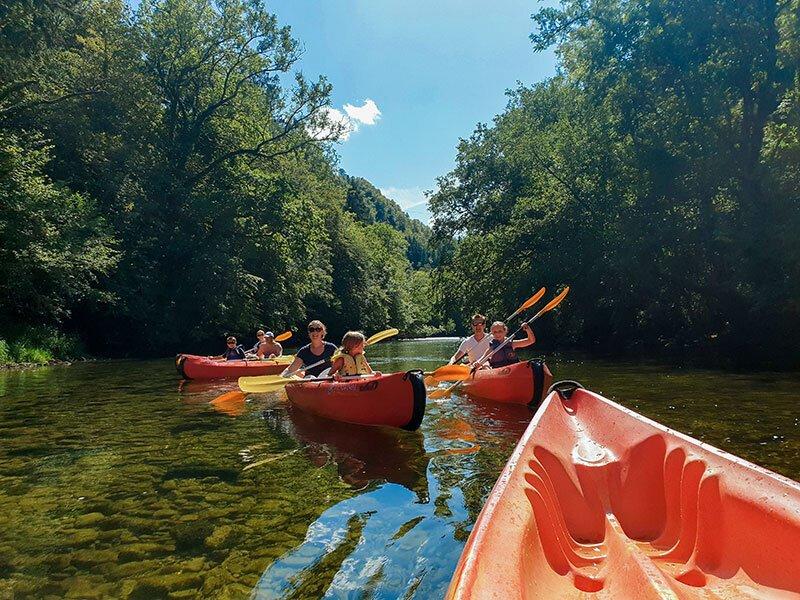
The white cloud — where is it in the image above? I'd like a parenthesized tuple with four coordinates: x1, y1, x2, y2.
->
(309, 106, 354, 141)
(344, 99, 381, 126)
(308, 99, 381, 142)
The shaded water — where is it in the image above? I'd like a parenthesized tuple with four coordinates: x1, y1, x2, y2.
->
(0, 339, 798, 598)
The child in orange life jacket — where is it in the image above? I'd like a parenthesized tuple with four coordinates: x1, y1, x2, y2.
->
(329, 331, 374, 379)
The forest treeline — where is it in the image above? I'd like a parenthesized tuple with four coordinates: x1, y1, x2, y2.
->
(0, 0, 444, 361)
(430, 0, 800, 367)
(2, 0, 799, 367)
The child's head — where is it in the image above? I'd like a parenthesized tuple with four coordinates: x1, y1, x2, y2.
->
(341, 331, 366, 355)
(226, 335, 237, 346)
(490, 321, 507, 340)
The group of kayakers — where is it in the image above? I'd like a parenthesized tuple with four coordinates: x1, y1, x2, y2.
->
(210, 330, 283, 361)
(448, 313, 535, 368)
(210, 311, 535, 379)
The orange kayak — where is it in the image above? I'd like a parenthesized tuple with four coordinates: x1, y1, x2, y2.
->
(284, 371, 426, 431)
(461, 359, 552, 406)
(176, 354, 288, 380)
(448, 381, 800, 599)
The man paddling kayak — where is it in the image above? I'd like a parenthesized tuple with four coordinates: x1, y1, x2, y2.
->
(449, 314, 491, 364)
(249, 330, 283, 359)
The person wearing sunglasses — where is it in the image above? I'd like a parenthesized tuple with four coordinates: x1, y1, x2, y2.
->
(248, 330, 283, 359)
(281, 320, 337, 377)
(209, 336, 246, 361)
(448, 313, 491, 365)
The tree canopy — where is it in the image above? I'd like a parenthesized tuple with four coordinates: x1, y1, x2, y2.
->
(430, 0, 800, 366)
(0, 0, 440, 356)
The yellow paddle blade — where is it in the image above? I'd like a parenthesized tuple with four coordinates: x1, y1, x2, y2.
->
(210, 390, 246, 406)
(366, 328, 399, 346)
(269, 354, 294, 364)
(274, 331, 292, 342)
(239, 374, 301, 393)
(423, 375, 437, 387)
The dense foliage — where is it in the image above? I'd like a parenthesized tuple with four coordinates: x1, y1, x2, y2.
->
(430, 0, 800, 366)
(0, 0, 438, 357)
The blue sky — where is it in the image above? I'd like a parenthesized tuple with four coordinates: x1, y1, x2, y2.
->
(271, 0, 558, 223)
(130, 1, 558, 222)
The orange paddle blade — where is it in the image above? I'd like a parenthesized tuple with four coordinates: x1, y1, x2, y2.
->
(210, 390, 246, 406)
(517, 287, 546, 313)
(429, 380, 462, 399)
(540, 286, 569, 314)
(274, 331, 292, 342)
(432, 364, 471, 381)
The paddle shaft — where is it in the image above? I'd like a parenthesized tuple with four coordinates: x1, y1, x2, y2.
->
(435, 289, 568, 398)
(451, 290, 544, 364)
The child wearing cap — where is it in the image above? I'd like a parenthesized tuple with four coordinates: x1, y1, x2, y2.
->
(210, 336, 246, 361)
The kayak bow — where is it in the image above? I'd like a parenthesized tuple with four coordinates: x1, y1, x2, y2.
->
(448, 381, 800, 599)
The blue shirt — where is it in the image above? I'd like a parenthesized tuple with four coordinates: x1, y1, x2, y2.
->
(488, 338, 518, 368)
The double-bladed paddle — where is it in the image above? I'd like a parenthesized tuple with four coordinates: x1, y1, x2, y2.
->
(429, 287, 570, 399)
(238, 328, 399, 394)
(425, 288, 547, 385)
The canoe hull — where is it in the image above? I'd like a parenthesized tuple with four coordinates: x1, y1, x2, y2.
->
(448, 383, 800, 599)
(176, 354, 288, 380)
(284, 371, 426, 431)
(461, 359, 552, 406)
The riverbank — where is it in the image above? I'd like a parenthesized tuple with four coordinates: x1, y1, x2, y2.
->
(0, 330, 88, 371)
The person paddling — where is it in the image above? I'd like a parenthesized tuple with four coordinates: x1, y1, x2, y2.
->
(282, 320, 337, 378)
(449, 314, 491, 364)
(210, 336, 246, 361)
(475, 321, 535, 368)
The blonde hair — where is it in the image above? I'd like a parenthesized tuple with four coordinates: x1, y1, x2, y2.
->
(340, 331, 366, 354)
(490, 321, 507, 333)
(256, 329, 265, 337)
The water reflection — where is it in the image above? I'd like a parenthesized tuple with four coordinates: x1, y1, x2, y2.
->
(0, 345, 798, 599)
(280, 405, 430, 502)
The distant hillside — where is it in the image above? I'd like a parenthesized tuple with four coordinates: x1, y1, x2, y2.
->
(342, 175, 433, 268)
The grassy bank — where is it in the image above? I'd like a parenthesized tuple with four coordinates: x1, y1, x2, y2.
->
(0, 328, 88, 368)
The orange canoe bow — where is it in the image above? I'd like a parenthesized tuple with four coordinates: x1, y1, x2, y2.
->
(448, 381, 800, 599)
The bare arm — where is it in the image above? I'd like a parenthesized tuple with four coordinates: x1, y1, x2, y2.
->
(511, 324, 536, 349)
(329, 356, 344, 377)
(282, 356, 303, 376)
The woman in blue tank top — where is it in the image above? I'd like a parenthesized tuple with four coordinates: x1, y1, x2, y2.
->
(281, 320, 337, 378)
(478, 321, 536, 368)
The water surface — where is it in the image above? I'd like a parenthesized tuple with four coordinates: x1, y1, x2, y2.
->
(1, 340, 798, 598)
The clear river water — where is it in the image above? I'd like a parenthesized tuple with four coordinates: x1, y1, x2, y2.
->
(1, 338, 798, 599)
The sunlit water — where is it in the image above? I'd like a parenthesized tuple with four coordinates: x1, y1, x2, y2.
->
(1, 339, 798, 598)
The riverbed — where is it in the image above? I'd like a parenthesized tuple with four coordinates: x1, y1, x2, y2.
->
(1, 339, 798, 598)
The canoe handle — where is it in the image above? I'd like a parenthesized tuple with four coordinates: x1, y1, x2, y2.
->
(548, 380, 584, 401)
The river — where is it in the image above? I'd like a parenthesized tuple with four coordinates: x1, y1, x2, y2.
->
(1, 339, 798, 598)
